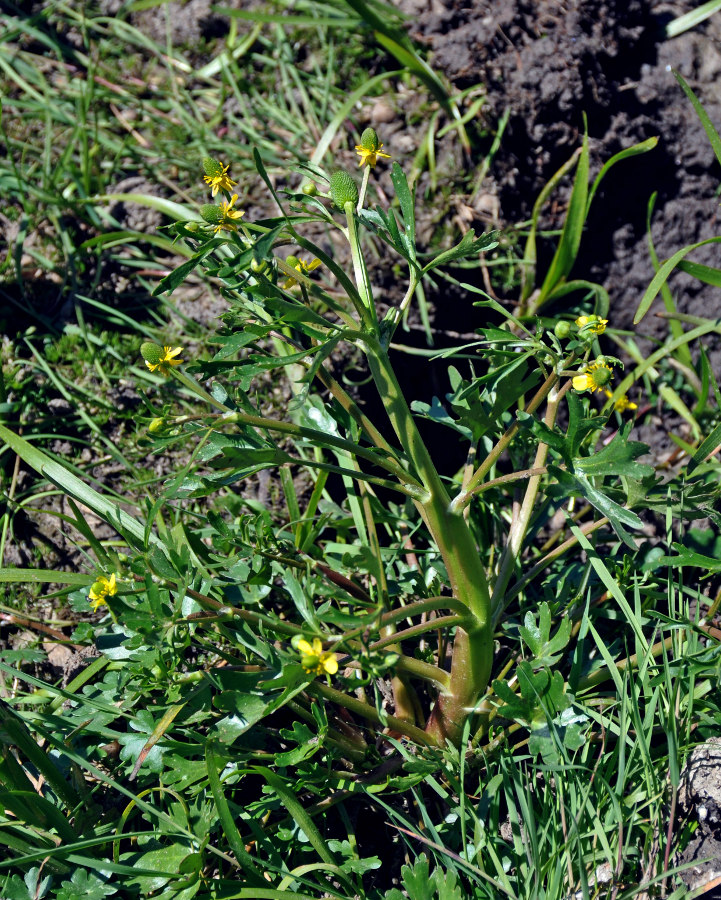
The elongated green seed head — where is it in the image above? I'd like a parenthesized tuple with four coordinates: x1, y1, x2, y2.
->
(200, 204, 223, 224)
(330, 170, 359, 210)
(360, 127, 380, 152)
(202, 156, 224, 177)
(140, 341, 163, 365)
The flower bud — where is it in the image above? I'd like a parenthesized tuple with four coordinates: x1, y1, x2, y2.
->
(148, 418, 165, 433)
(202, 157, 224, 177)
(359, 127, 380, 152)
(592, 366, 612, 387)
(200, 204, 223, 224)
(302, 181, 318, 196)
(554, 320, 571, 339)
(330, 170, 359, 210)
(250, 257, 268, 273)
(285, 255, 300, 268)
(140, 341, 163, 365)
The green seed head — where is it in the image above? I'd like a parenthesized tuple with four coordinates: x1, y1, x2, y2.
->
(591, 366, 612, 387)
(202, 156, 223, 177)
(330, 170, 359, 210)
(140, 341, 163, 365)
(200, 204, 223, 224)
(360, 127, 380, 152)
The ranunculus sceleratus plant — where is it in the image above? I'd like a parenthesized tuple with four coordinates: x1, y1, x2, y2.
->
(145, 128, 650, 747)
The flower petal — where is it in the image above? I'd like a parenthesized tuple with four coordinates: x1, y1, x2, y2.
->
(322, 654, 338, 675)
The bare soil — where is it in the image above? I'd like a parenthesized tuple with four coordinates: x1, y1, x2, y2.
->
(401, 0, 721, 343)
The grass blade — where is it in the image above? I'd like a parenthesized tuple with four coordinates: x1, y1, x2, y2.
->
(205, 743, 266, 883)
(0, 424, 164, 553)
(673, 69, 721, 165)
(536, 130, 589, 308)
(634, 236, 721, 323)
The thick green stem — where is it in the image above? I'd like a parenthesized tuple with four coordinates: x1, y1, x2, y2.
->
(362, 337, 493, 745)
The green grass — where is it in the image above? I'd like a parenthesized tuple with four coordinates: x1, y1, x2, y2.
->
(1, 2, 721, 899)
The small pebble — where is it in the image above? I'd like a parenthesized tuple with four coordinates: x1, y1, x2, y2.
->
(371, 98, 396, 125)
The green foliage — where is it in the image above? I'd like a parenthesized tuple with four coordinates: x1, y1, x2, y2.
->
(384, 856, 463, 900)
(518, 602, 572, 668)
(2, 3, 721, 898)
(494, 662, 587, 764)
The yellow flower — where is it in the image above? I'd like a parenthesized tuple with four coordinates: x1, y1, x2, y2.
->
(212, 194, 245, 234)
(604, 390, 638, 413)
(355, 143, 392, 168)
(572, 360, 614, 393)
(355, 126, 391, 168)
(575, 315, 608, 336)
(281, 255, 322, 289)
(144, 345, 184, 374)
(89, 573, 119, 612)
(202, 158, 237, 197)
(297, 637, 338, 677)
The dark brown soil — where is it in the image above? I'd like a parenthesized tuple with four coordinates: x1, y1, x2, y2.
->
(401, 0, 721, 352)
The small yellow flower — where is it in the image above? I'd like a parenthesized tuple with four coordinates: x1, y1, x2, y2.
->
(572, 360, 614, 393)
(145, 346, 184, 375)
(297, 637, 338, 677)
(575, 315, 608, 336)
(202, 159, 237, 197)
(89, 573, 119, 612)
(281, 255, 322, 290)
(355, 143, 392, 168)
(213, 194, 245, 234)
(355, 127, 391, 168)
(604, 390, 638, 413)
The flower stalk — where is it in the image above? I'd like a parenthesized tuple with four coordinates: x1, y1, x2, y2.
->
(362, 336, 493, 744)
